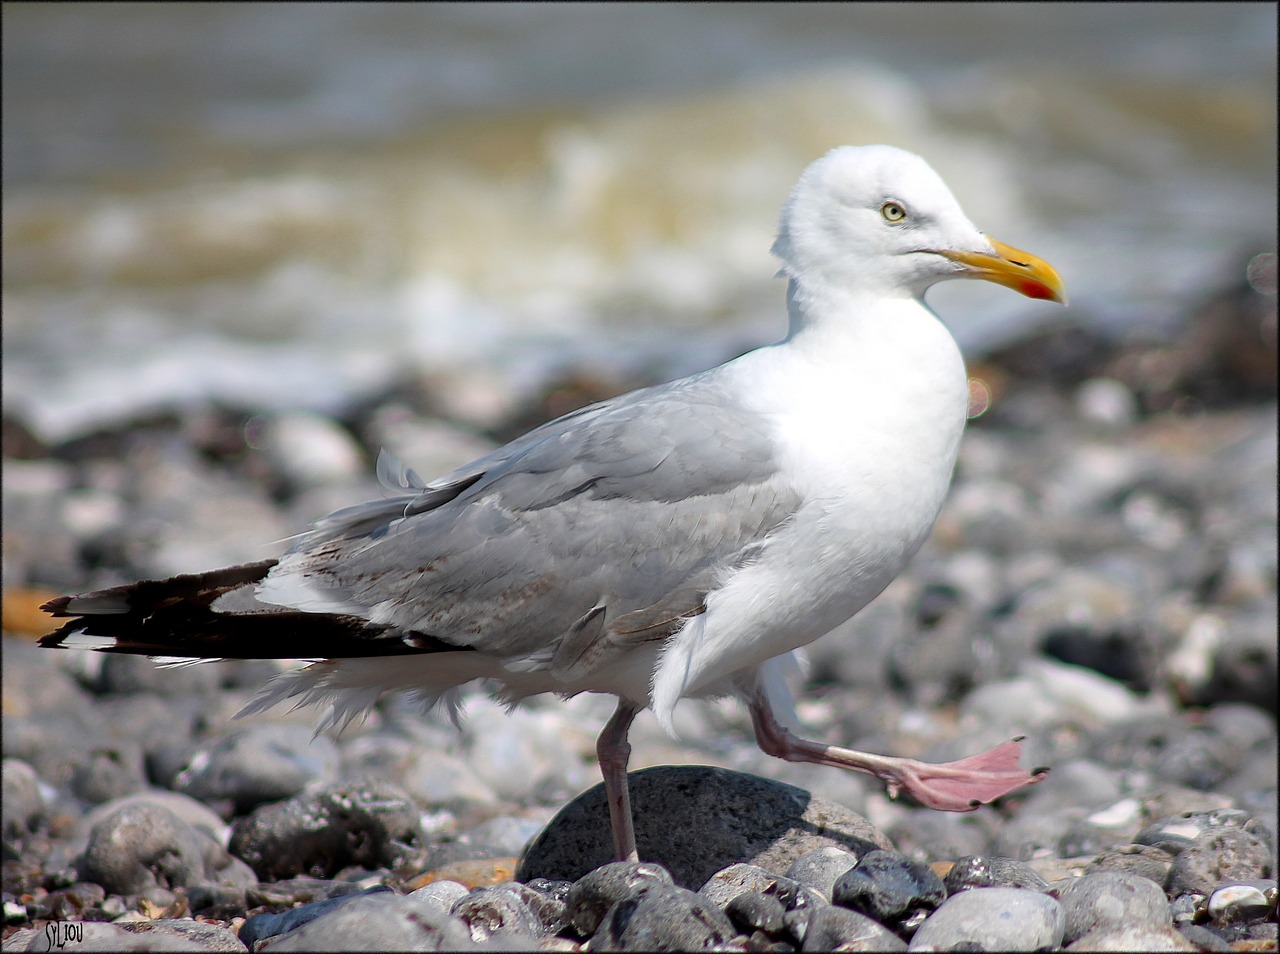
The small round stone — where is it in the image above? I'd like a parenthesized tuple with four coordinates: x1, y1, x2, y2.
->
(1064, 926, 1197, 951)
(908, 886, 1065, 952)
(79, 803, 208, 895)
(173, 724, 340, 814)
(801, 904, 906, 952)
(1207, 881, 1274, 924)
(725, 890, 787, 936)
(1169, 827, 1274, 896)
(785, 846, 861, 903)
(451, 885, 545, 943)
(1, 760, 43, 843)
(833, 850, 946, 924)
(944, 855, 1049, 893)
(408, 880, 470, 918)
(564, 861, 674, 937)
(590, 882, 739, 952)
(1055, 871, 1170, 944)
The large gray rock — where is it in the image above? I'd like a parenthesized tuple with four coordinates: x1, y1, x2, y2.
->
(517, 765, 893, 890)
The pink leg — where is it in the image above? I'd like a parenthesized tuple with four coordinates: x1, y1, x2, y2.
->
(749, 697, 1047, 811)
(597, 700, 641, 862)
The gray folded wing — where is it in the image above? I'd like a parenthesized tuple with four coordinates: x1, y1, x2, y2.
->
(261, 372, 802, 678)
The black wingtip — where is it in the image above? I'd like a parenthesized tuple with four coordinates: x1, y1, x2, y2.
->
(39, 594, 72, 616)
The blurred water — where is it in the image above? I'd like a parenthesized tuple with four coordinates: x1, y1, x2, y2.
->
(3, 3, 1275, 442)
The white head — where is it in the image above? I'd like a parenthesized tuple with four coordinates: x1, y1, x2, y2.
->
(772, 145, 1064, 306)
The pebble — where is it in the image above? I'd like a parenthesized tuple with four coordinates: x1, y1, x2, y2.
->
(1206, 880, 1275, 923)
(1, 759, 44, 843)
(451, 883, 548, 944)
(799, 904, 906, 952)
(700, 862, 822, 914)
(589, 881, 739, 952)
(783, 846, 860, 902)
(227, 778, 423, 881)
(1053, 870, 1171, 945)
(724, 890, 787, 936)
(172, 724, 340, 814)
(564, 861, 674, 936)
(908, 886, 1066, 952)
(253, 891, 475, 951)
(399, 749, 500, 809)
(832, 850, 946, 925)
(250, 410, 367, 493)
(1167, 826, 1274, 895)
(1064, 926, 1196, 951)
(78, 803, 214, 895)
(943, 855, 1049, 893)
(408, 879, 471, 917)
(1086, 843, 1176, 885)
(239, 885, 393, 947)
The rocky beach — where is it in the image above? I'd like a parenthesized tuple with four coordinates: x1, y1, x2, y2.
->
(3, 251, 1276, 951)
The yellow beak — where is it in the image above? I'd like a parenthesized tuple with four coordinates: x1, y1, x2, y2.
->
(938, 238, 1067, 304)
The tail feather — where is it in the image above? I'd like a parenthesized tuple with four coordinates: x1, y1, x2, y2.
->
(38, 561, 464, 661)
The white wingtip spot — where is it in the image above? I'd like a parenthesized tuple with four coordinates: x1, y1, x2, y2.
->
(59, 631, 119, 651)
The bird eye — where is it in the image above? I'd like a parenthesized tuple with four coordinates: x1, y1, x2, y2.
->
(880, 201, 907, 223)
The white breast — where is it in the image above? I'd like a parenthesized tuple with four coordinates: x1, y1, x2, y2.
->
(649, 296, 969, 728)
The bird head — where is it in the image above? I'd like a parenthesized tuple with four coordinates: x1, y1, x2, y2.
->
(772, 145, 1066, 305)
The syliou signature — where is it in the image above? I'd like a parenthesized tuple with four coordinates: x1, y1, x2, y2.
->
(42, 920, 84, 951)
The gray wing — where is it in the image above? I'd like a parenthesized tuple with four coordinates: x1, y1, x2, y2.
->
(263, 371, 802, 677)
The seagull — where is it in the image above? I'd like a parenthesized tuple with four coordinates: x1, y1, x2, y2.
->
(42, 145, 1063, 863)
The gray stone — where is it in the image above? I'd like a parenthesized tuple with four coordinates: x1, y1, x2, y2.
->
(1169, 826, 1274, 896)
(785, 846, 860, 903)
(75, 790, 230, 848)
(461, 698, 595, 803)
(1065, 926, 1196, 951)
(724, 890, 787, 936)
(228, 777, 423, 881)
(590, 882, 738, 952)
(1175, 923, 1235, 952)
(800, 904, 906, 952)
(118, 920, 247, 952)
(452, 884, 546, 944)
(253, 410, 366, 491)
(408, 880, 470, 919)
(461, 814, 547, 858)
(239, 886, 394, 947)
(1207, 880, 1275, 924)
(255, 891, 476, 951)
(173, 724, 340, 814)
(701, 861, 823, 912)
(517, 765, 893, 890)
(563, 861, 673, 936)
(943, 855, 1049, 893)
(1, 759, 43, 842)
(833, 850, 946, 925)
(908, 887, 1065, 952)
(884, 810, 992, 865)
(1087, 843, 1176, 886)
(400, 749, 500, 809)
(79, 803, 209, 895)
(69, 743, 147, 804)
(1055, 871, 1170, 944)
